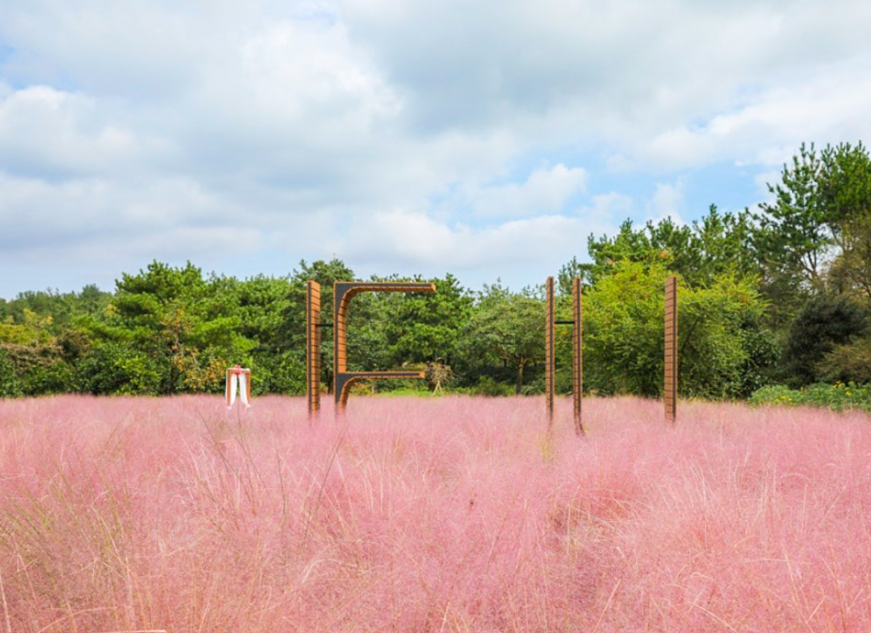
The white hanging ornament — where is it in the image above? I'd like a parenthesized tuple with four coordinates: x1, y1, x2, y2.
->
(226, 365, 252, 408)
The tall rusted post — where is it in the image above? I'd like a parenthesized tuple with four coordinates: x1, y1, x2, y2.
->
(664, 275, 678, 423)
(545, 276, 555, 427)
(572, 277, 585, 435)
(306, 281, 321, 416)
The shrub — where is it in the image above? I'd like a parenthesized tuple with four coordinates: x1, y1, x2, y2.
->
(750, 381, 871, 411)
(782, 293, 871, 386)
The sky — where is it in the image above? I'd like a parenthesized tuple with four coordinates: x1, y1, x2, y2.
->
(1, 0, 870, 299)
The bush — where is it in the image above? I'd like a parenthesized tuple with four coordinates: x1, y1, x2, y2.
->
(582, 260, 768, 399)
(0, 349, 22, 397)
(22, 361, 75, 395)
(750, 382, 871, 411)
(75, 342, 163, 395)
(783, 294, 871, 387)
(472, 375, 515, 397)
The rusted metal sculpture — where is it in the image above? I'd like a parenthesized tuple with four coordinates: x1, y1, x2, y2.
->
(332, 281, 436, 412)
(545, 276, 555, 427)
(664, 275, 678, 423)
(306, 281, 321, 415)
(545, 276, 585, 435)
(571, 277, 584, 435)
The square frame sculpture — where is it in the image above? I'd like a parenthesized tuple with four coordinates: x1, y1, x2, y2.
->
(332, 281, 436, 412)
(306, 280, 437, 414)
(544, 276, 585, 435)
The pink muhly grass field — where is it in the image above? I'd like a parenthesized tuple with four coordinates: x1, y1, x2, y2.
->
(1, 395, 871, 632)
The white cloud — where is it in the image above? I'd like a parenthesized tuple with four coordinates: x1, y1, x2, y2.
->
(341, 210, 603, 275)
(442, 163, 587, 218)
(639, 57, 871, 170)
(648, 180, 686, 224)
(0, 0, 870, 294)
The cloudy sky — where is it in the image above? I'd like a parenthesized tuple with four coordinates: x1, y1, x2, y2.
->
(1, 0, 869, 298)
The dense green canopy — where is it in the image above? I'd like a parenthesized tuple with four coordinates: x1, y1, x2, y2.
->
(2, 142, 870, 399)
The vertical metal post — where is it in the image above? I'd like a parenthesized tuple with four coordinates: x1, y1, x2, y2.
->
(572, 277, 584, 435)
(333, 282, 348, 408)
(664, 275, 678, 423)
(306, 281, 321, 416)
(545, 276, 555, 427)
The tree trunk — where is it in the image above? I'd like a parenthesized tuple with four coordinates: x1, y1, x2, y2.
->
(516, 361, 525, 395)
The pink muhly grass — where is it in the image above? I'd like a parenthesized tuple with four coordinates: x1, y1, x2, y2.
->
(0, 394, 869, 631)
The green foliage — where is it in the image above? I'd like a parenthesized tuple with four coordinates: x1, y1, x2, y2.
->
(582, 206, 755, 288)
(2, 134, 871, 407)
(75, 342, 164, 395)
(750, 382, 871, 411)
(0, 349, 22, 397)
(248, 350, 306, 395)
(583, 261, 668, 396)
(372, 273, 473, 369)
(582, 260, 768, 399)
(470, 375, 516, 397)
(816, 332, 871, 385)
(753, 141, 871, 317)
(0, 310, 71, 395)
(754, 143, 830, 290)
(106, 260, 256, 394)
(457, 283, 544, 394)
(782, 293, 870, 387)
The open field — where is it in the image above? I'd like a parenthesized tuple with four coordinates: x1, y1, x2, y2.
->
(1, 395, 870, 632)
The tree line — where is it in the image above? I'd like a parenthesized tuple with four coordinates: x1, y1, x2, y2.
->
(2, 142, 870, 400)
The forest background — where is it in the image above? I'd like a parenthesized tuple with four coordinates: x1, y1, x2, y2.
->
(2, 142, 871, 404)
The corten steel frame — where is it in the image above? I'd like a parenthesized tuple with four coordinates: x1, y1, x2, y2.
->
(333, 281, 436, 411)
(545, 277, 555, 426)
(664, 275, 678, 423)
(544, 276, 585, 435)
(306, 281, 321, 415)
(571, 277, 584, 435)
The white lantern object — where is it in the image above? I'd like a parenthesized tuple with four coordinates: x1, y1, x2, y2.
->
(226, 365, 252, 408)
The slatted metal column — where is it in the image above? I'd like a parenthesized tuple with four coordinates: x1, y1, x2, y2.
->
(664, 275, 678, 423)
(306, 281, 321, 415)
(572, 277, 584, 435)
(545, 276, 555, 427)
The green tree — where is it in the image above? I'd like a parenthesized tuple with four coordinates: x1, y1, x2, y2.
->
(457, 283, 545, 394)
(752, 141, 871, 316)
(367, 273, 473, 371)
(105, 261, 254, 394)
(818, 142, 871, 299)
(582, 260, 769, 399)
(0, 349, 22, 397)
(0, 310, 68, 395)
(754, 143, 830, 293)
(582, 206, 755, 289)
(782, 293, 870, 387)
(75, 341, 163, 395)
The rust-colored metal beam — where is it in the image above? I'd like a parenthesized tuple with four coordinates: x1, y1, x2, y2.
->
(545, 276, 555, 427)
(333, 281, 436, 411)
(306, 281, 321, 416)
(572, 277, 584, 435)
(664, 275, 678, 423)
(335, 370, 426, 409)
